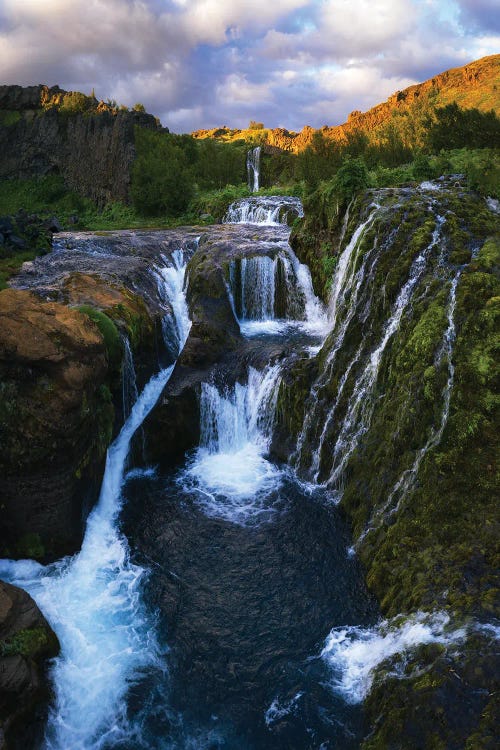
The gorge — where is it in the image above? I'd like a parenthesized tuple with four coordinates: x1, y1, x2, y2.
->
(0, 176, 498, 749)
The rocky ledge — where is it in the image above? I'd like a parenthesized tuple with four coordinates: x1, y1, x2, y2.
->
(0, 581, 59, 750)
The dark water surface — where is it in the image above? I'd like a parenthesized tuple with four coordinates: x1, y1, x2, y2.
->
(121, 467, 377, 749)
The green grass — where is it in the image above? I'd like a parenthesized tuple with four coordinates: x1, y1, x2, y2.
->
(0, 249, 39, 290)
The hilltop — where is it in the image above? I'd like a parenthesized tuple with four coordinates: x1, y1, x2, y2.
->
(192, 54, 500, 152)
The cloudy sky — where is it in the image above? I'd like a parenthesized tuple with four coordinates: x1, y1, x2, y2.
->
(0, 0, 498, 132)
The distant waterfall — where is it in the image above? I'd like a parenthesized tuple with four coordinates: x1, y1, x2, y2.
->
(247, 146, 261, 192)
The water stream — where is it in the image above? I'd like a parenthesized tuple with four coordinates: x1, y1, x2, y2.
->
(0, 189, 470, 749)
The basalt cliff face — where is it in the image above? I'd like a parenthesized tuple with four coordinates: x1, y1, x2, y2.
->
(0, 85, 163, 206)
(279, 183, 500, 749)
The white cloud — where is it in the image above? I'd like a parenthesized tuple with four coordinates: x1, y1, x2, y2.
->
(216, 73, 273, 104)
(0, 0, 495, 132)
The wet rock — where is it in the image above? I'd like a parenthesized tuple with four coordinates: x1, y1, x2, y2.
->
(0, 580, 59, 750)
(0, 288, 113, 561)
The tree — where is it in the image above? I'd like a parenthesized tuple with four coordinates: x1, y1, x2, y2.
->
(296, 131, 342, 188)
(131, 129, 194, 216)
(332, 156, 370, 204)
(132, 103, 146, 113)
(426, 104, 500, 151)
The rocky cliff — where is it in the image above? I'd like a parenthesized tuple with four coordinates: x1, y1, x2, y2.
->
(0, 289, 114, 561)
(0, 85, 163, 206)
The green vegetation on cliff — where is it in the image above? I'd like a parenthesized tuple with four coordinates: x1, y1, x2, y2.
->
(285, 183, 499, 749)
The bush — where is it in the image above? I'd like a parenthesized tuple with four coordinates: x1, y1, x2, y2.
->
(412, 153, 435, 181)
(131, 129, 195, 216)
(59, 91, 91, 115)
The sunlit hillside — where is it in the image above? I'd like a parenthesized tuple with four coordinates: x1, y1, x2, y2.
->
(192, 54, 500, 152)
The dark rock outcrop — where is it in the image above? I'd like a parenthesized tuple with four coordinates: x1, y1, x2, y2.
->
(0, 85, 163, 206)
(0, 580, 59, 750)
(0, 289, 113, 561)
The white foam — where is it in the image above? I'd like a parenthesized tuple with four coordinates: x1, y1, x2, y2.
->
(320, 611, 466, 704)
(0, 251, 192, 749)
(1, 367, 174, 750)
(265, 691, 304, 726)
(182, 366, 283, 523)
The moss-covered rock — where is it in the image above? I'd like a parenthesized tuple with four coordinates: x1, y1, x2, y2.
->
(0, 288, 115, 560)
(0, 580, 59, 749)
(284, 182, 500, 748)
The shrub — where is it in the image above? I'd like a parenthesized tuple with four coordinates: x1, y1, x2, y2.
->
(59, 91, 90, 114)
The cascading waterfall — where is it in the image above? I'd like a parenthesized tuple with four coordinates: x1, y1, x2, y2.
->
(247, 146, 261, 192)
(353, 270, 461, 548)
(2, 184, 490, 749)
(326, 213, 446, 488)
(183, 364, 282, 523)
(225, 195, 303, 225)
(225, 196, 327, 336)
(294, 202, 384, 471)
(155, 248, 193, 358)
(230, 254, 277, 320)
(0, 250, 191, 750)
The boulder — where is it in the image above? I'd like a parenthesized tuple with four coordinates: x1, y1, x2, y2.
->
(0, 580, 59, 749)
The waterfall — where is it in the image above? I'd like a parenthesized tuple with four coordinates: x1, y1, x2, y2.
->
(0, 251, 191, 750)
(182, 365, 282, 523)
(294, 203, 384, 470)
(121, 336, 138, 421)
(224, 195, 303, 225)
(326, 213, 445, 488)
(154, 248, 192, 357)
(247, 146, 261, 192)
(354, 270, 461, 548)
(229, 249, 327, 335)
(231, 255, 277, 320)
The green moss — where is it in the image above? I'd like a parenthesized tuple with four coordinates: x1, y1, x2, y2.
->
(0, 626, 57, 659)
(0, 110, 22, 127)
(475, 236, 500, 273)
(77, 305, 122, 368)
(397, 295, 447, 371)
